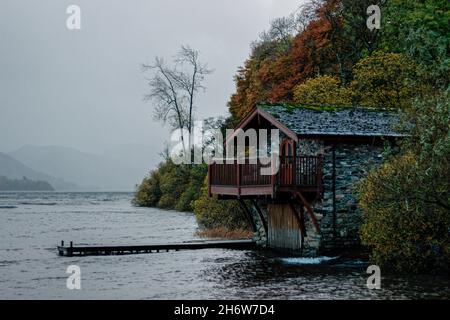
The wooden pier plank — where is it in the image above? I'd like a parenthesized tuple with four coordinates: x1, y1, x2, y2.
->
(57, 240, 256, 257)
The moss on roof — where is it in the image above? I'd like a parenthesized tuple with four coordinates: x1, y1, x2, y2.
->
(255, 102, 406, 137)
(258, 102, 389, 113)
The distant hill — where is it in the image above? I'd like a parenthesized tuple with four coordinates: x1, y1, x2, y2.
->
(9, 145, 159, 191)
(0, 152, 79, 190)
(0, 175, 54, 191)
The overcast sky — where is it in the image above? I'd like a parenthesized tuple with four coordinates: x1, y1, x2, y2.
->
(0, 0, 303, 155)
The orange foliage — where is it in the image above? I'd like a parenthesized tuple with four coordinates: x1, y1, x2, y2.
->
(228, 0, 344, 121)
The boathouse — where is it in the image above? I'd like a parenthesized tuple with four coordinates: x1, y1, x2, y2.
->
(208, 104, 406, 255)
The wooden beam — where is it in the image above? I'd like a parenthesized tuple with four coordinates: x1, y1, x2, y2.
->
(294, 191, 320, 233)
(257, 108, 298, 142)
(238, 199, 257, 232)
(299, 206, 306, 236)
(225, 107, 298, 145)
(251, 199, 268, 235)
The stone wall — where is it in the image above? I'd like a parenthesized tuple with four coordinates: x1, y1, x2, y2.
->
(312, 142, 384, 255)
(251, 202, 268, 247)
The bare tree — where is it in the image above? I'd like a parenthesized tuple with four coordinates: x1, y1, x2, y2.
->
(251, 1, 321, 60)
(142, 46, 212, 153)
(294, 1, 321, 32)
(143, 57, 186, 133)
(174, 46, 212, 140)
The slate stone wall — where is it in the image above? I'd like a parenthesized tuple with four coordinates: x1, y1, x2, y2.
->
(251, 202, 268, 247)
(309, 141, 384, 255)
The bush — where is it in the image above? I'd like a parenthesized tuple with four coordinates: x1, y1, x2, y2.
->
(175, 164, 207, 212)
(134, 158, 249, 236)
(359, 91, 450, 273)
(293, 76, 352, 106)
(132, 168, 162, 207)
(133, 160, 206, 211)
(193, 177, 249, 231)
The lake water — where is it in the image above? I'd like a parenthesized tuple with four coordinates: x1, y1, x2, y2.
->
(0, 192, 448, 300)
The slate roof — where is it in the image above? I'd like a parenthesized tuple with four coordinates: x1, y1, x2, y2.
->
(260, 104, 407, 138)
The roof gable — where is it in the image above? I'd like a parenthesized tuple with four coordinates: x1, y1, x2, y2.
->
(225, 107, 298, 144)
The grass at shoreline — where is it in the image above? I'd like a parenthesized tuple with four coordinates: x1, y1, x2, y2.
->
(196, 227, 252, 240)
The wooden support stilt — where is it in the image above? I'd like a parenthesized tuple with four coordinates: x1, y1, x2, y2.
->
(299, 206, 306, 236)
(288, 203, 305, 254)
(294, 191, 320, 233)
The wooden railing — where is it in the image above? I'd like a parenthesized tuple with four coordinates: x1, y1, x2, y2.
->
(279, 156, 322, 187)
(209, 156, 322, 192)
(209, 160, 272, 186)
(209, 162, 238, 186)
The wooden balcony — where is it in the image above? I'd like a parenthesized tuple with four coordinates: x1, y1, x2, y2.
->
(208, 156, 323, 198)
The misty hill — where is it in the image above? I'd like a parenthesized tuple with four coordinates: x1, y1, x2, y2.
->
(9, 145, 159, 191)
(0, 152, 79, 190)
(0, 175, 54, 191)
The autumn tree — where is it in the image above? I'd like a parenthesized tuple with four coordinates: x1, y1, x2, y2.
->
(228, 58, 268, 122)
(228, 0, 339, 121)
(263, 2, 338, 102)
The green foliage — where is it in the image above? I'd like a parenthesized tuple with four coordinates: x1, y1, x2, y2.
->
(175, 164, 207, 212)
(133, 160, 207, 212)
(351, 52, 418, 109)
(354, 1, 449, 272)
(359, 91, 450, 273)
(132, 169, 162, 207)
(192, 177, 248, 231)
(134, 160, 248, 230)
(293, 76, 352, 106)
(380, 0, 450, 88)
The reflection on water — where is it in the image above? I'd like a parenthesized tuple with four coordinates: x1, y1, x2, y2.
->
(0, 192, 448, 300)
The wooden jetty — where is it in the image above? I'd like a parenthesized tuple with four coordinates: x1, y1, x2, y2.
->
(57, 240, 256, 257)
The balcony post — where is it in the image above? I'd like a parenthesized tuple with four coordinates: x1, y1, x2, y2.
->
(208, 160, 212, 197)
(236, 159, 241, 198)
(271, 154, 277, 197)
